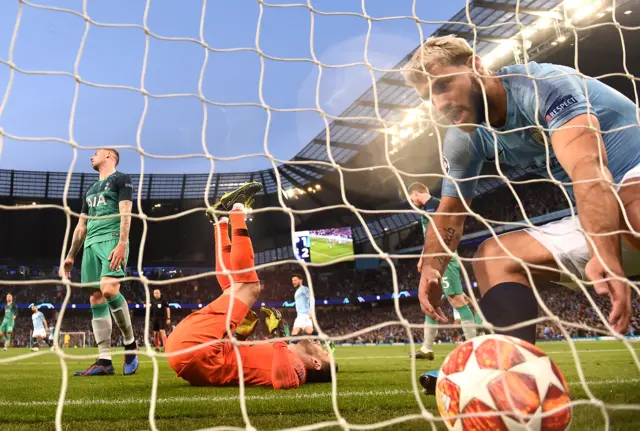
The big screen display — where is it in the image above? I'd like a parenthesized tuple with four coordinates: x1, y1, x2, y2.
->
(292, 227, 354, 263)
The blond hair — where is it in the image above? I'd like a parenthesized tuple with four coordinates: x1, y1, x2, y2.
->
(402, 36, 474, 86)
(407, 182, 429, 194)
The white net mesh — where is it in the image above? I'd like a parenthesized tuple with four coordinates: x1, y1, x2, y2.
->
(0, 0, 639, 430)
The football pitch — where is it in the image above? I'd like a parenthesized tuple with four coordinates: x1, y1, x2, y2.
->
(310, 237, 353, 263)
(0, 341, 639, 430)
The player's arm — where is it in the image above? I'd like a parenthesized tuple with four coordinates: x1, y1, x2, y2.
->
(419, 197, 471, 320)
(537, 68, 630, 333)
(271, 342, 301, 390)
(551, 114, 629, 331)
(59, 198, 88, 278)
(421, 197, 469, 273)
(164, 302, 171, 325)
(109, 175, 134, 271)
(68, 218, 88, 258)
(418, 129, 481, 321)
(304, 286, 312, 311)
(551, 114, 620, 261)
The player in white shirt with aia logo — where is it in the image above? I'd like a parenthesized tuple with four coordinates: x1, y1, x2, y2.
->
(30, 305, 49, 352)
(291, 274, 313, 336)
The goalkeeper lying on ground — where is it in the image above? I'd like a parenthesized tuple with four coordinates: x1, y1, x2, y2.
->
(166, 183, 333, 389)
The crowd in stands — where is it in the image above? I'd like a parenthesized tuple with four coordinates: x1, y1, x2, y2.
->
(3, 265, 637, 347)
(2, 177, 637, 348)
(311, 228, 353, 240)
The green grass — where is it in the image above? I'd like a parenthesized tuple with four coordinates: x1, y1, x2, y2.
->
(310, 237, 353, 264)
(0, 341, 639, 430)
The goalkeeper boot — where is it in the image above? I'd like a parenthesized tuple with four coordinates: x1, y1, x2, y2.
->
(206, 181, 262, 221)
(123, 342, 139, 376)
(419, 370, 439, 396)
(235, 310, 259, 341)
(74, 360, 115, 376)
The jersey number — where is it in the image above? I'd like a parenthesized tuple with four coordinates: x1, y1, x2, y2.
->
(442, 277, 450, 289)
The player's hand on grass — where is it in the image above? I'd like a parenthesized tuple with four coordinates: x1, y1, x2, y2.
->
(59, 257, 74, 279)
(586, 256, 631, 334)
(418, 266, 448, 324)
(109, 241, 127, 271)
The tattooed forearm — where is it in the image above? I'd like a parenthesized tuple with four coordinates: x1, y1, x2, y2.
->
(119, 200, 133, 244)
(442, 227, 458, 247)
(425, 223, 463, 272)
(67, 222, 87, 258)
(433, 227, 460, 264)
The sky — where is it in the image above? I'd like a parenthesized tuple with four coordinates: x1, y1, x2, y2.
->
(0, 0, 465, 174)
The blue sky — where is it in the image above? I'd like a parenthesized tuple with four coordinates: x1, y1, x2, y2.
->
(0, 0, 464, 174)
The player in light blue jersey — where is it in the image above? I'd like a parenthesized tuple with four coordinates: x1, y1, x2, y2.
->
(291, 274, 314, 336)
(403, 36, 639, 346)
(30, 305, 49, 352)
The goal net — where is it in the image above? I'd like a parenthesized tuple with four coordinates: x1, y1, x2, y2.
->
(0, 0, 639, 430)
(58, 332, 86, 349)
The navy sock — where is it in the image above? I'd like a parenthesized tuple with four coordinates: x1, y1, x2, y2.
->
(479, 282, 538, 344)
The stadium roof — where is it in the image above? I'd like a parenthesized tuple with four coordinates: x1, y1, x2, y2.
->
(2, 0, 638, 245)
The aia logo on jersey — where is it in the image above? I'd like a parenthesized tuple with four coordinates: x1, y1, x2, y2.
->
(86, 194, 107, 208)
(545, 95, 578, 122)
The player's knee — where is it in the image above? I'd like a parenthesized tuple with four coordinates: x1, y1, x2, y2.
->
(474, 239, 521, 277)
(100, 281, 120, 299)
(448, 294, 466, 309)
(89, 291, 105, 305)
(238, 281, 263, 295)
(474, 237, 504, 261)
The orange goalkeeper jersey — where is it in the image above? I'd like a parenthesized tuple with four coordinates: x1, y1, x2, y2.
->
(166, 295, 306, 390)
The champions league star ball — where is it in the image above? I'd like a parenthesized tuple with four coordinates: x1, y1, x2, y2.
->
(436, 335, 572, 431)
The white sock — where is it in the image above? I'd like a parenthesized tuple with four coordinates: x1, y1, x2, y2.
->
(218, 216, 229, 224)
(461, 321, 477, 341)
(423, 326, 437, 352)
(232, 203, 245, 211)
(108, 294, 135, 346)
(92, 315, 113, 361)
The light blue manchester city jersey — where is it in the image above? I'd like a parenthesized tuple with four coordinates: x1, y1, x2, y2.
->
(294, 285, 311, 316)
(32, 311, 46, 331)
(441, 62, 640, 199)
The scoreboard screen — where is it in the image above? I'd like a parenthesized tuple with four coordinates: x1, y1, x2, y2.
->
(292, 227, 354, 264)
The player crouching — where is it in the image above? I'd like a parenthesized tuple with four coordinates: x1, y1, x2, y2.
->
(166, 183, 335, 389)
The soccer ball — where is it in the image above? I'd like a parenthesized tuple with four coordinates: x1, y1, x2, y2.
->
(436, 334, 571, 431)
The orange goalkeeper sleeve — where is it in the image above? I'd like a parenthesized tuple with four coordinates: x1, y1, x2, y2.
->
(271, 341, 306, 390)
